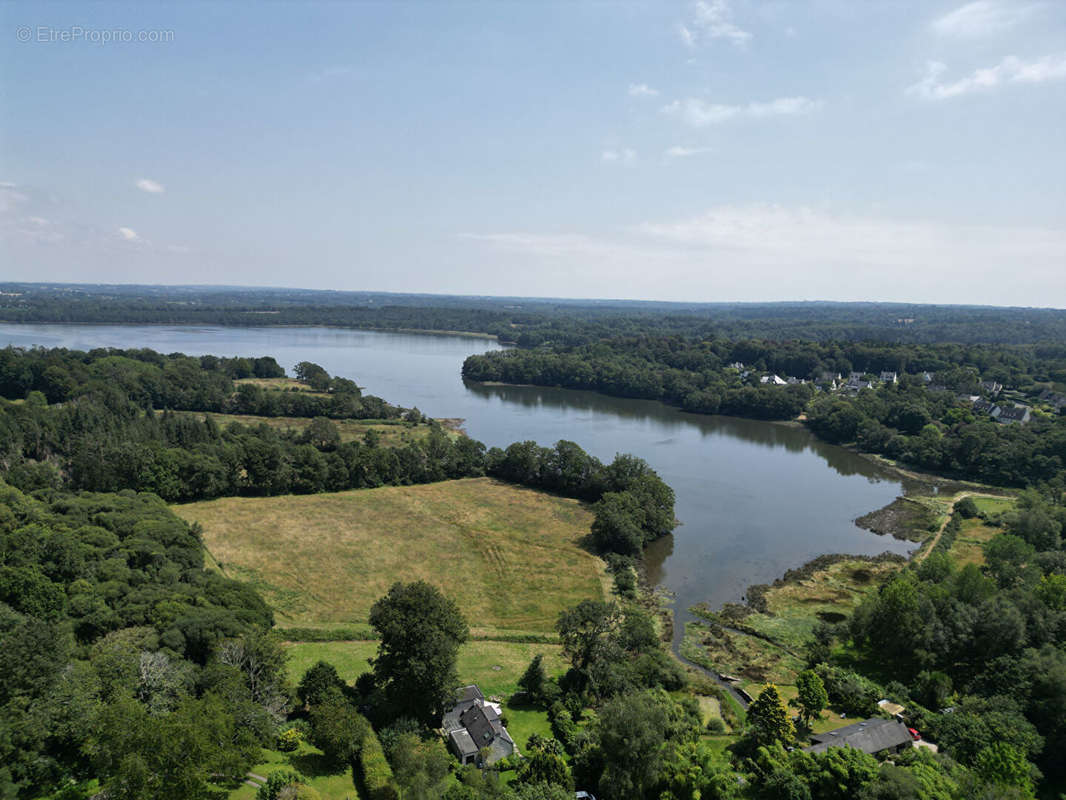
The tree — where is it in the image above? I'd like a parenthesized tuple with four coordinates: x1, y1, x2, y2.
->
(297, 660, 346, 708)
(388, 732, 451, 800)
(308, 689, 369, 766)
(516, 739, 573, 790)
(973, 743, 1036, 798)
(556, 600, 621, 675)
(594, 691, 671, 800)
(518, 654, 548, 704)
(747, 684, 793, 748)
(368, 581, 469, 725)
(790, 670, 828, 730)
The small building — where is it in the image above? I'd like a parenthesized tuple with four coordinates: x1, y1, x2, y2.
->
(803, 718, 914, 757)
(972, 398, 996, 416)
(995, 405, 1031, 425)
(760, 374, 788, 386)
(880, 371, 898, 384)
(980, 380, 1003, 396)
(443, 685, 515, 766)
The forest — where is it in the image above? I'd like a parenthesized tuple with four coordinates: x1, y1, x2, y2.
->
(6, 283, 1066, 345)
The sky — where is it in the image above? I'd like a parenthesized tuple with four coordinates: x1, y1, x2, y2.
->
(1, 0, 1065, 306)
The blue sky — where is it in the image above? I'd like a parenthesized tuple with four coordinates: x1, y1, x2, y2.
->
(2, 1, 1064, 305)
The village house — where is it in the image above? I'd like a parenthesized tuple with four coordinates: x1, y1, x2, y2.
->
(994, 405, 1031, 425)
(803, 718, 914, 757)
(443, 685, 516, 766)
(980, 380, 1003, 396)
(1038, 389, 1066, 410)
(760, 374, 788, 386)
(972, 398, 996, 416)
(880, 371, 898, 384)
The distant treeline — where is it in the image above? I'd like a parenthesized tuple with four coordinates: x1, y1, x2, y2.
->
(6, 283, 1066, 344)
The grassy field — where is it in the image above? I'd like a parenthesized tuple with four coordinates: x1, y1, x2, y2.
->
(948, 495, 1015, 567)
(235, 377, 329, 394)
(175, 478, 604, 636)
(169, 410, 446, 446)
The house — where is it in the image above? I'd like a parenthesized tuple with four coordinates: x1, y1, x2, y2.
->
(980, 380, 1003, 396)
(972, 398, 996, 416)
(760, 374, 788, 386)
(443, 685, 515, 766)
(995, 405, 1031, 425)
(729, 362, 745, 370)
(1038, 389, 1066, 410)
(803, 718, 914, 756)
(921, 372, 934, 384)
(880, 371, 898, 384)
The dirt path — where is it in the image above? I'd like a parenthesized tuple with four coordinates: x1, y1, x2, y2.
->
(914, 491, 1002, 563)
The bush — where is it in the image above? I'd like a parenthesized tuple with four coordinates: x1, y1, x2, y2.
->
(276, 727, 302, 752)
(956, 496, 979, 518)
(356, 727, 398, 800)
(706, 717, 726, 734)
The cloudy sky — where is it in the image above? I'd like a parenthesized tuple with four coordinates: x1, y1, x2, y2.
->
(2, 1, 1064, 305)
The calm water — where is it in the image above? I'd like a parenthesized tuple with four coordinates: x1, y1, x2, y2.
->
(0, 324, 914, 637)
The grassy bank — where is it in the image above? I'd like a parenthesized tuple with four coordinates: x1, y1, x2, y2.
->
(168, 409, 451, 446)
(174, 477, 605, 636)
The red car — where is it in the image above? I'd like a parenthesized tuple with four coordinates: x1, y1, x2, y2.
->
(908, 727, 921, 741)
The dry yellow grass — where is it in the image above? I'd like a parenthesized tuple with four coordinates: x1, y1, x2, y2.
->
(174, 478, 603, 634)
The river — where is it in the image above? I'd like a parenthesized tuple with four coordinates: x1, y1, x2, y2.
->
(0, 323, 914, 640)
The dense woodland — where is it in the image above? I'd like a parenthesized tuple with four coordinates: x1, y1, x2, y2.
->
(6, 283, 1066, 345)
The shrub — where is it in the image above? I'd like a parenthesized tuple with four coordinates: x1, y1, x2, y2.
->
(956, 496, 979, 518)
(706, 717, 726, 734)
(276, 727, 302, 752)
(356, 727, 398, 800)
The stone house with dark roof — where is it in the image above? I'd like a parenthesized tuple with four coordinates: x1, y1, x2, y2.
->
(443, 684, 515, 766)
(803, 718, 913, 756)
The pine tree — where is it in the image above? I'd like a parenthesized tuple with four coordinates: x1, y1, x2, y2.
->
(747, 683, 793, 747)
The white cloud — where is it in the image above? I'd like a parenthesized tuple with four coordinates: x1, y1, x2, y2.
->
(117, 227, 140, 241)
(908, 55, 1066, 99)
(136, 178, 165, 194)
(664, 145, 713, 159)
(459, 205, 1066, 304)
(662, 95, 820, 126)
(684, 0, 752, 47)
(628, 82, 659, 97)
(0, 183, 28, 213)
(601, 148, 637, 165)
(931, 1, 1038, 37)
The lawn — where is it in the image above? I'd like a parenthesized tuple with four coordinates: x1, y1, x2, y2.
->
(175, 478, 604, 636)
(284, 639, 568, 700)
(280, 638, 563, 775)
(168, 410, 448, 446)
(223, 742, 362, 800)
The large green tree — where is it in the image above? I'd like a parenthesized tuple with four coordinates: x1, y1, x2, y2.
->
(369, 581, 469, 725)
(747, 684, 794, 748)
